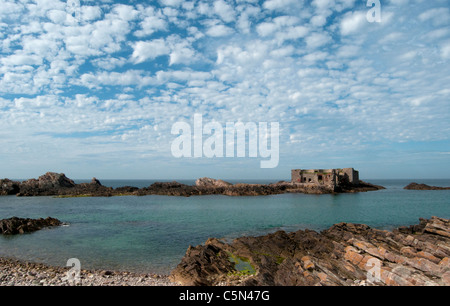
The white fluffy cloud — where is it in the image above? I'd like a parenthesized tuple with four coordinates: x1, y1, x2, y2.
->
(305, 32, 332, 48)
(135, 6, 168, 37)
(131, 39, 171, 63)
(206, 24, 234, 37)
(263, 0, 298, 11)
(213, 0, 236, 23)
(340, 11, 367, 35)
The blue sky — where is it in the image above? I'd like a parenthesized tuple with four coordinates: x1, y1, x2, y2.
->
(0, 0, 449, 180)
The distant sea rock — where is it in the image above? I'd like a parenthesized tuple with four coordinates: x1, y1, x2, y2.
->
(170, 217, 450, 286)
(0, 217, 62, 235)
(404, 183, 450, 190)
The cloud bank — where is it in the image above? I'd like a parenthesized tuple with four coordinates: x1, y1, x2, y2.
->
(0, 0, 449, 179)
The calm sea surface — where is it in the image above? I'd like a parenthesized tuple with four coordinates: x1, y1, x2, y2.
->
(0, 179, 449, 274)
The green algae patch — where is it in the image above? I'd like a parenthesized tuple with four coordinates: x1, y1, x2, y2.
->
(227, 252, 256, 276)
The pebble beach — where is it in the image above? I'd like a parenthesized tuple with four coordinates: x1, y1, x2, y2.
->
(0, 258, 176, 286)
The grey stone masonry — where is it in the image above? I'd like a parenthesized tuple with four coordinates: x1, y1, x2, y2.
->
(291, 168, 359, 190)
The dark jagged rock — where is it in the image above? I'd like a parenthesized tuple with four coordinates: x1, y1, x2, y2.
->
(142, 182, 198, 197)
(404, 183, 450, 190)
(23, 172, 76, 189)
(0, 179, 21, 195)
(222, 184, 283, 196)
(16, 173, 114, 197)
(170, 217, 450, 286)
(18, 172, 76, 196)
(90, 178, 102, 186)
(0, 217, 62, 235)
(150, 182, 189, 189)
(73, 177, 114, 197)
(115, 186, 139, 194)
(338, 180, 386, 193)
(171, 243, 236, 286)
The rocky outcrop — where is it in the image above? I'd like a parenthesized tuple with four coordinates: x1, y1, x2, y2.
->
(17, 173, 115, 197)
(196, 178, 233, 188)
(0, 179, 21, 195)
(141, 182, 197, 197)
(18, 172, 76, 196)
(338, 180, 386, 193)
(170, 243, 237, 286)
(0, 174, 384, 197)
(170, 217, 450, 286)
(22, 172, 76, 189)
(72, 177, 114, 197)
(404, 183, 450, 190)
(0, 217, 62, 235)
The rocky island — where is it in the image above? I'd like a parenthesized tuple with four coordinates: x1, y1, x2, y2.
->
(170, 216, 450, 286)
(0, 217, 62, 235)
(0, 169, 384, 198)
(404, 183, 450, 190)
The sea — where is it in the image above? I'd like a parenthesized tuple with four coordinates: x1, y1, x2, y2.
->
(0, 179, 449, 275)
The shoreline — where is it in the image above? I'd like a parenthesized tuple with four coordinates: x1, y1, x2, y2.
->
(0, 256, 176, 286)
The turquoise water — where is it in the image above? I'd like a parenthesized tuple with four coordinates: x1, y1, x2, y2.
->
(0, 179, 449, 274)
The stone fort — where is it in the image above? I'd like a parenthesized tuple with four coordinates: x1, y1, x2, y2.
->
(291, 168, 359, 189)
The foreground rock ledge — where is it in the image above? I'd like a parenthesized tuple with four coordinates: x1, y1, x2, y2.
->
(170, 217, 450, 286)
